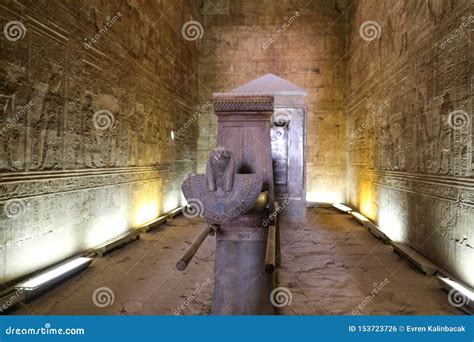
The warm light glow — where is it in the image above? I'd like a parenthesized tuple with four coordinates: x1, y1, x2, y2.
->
(453, 250, 474, 287)
(332, 203, 352, 213)
(378, 208, 403, 242)
(307, 191, 344, 204)
(352, 212, 369, 222)
(87, 213, 128, 247)
(134, 202, 159, 227)
(12, 228, 79, 282)
(180, 190, 187, 206)
(170, 130, 175, 140)
(144, 214, 167, 225)
(17, 257, 92, 290)
(438, 277, 474, 302)
(163, 191, 181, 213)
(360, 200, 377, 220)
(357, 185, 378, 221)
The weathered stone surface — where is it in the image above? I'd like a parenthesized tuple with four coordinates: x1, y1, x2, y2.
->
(10, 209, 462, 315)
(391, 242, 440, 276)
(347, 0, 474, 287)
(1, 0, 472, 311)
(277, 208, 462, 315)
(0, 0, 201, 283)
(10, 217, 215, 315)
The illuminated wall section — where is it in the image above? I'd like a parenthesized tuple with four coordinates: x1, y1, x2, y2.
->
(0, 1, 199, 284)
(347, 0, 473, 287)
(197, 0, 350, 204)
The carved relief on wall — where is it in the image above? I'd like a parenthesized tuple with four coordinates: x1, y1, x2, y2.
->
(0, 1, 200, 283)
(352, 52, 471, 178)
(1, 7, 197, 173)
(348, 0, 473, 286)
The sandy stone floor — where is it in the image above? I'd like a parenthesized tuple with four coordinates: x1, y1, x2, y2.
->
(277, 207, 461, 315)
(12, 208, 461, 315)
(13, 217, 216, 315)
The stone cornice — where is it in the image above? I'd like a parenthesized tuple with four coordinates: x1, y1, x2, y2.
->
(212, 94, 274, 112)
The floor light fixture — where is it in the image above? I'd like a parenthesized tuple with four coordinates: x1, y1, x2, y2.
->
(16, 257, 93, 297)
(332, 203, 352, 213)
(351, 211, 369, 223)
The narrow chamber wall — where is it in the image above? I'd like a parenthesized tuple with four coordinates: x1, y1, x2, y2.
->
(0, 0, 200, 284)
(347, 0, 473, 287)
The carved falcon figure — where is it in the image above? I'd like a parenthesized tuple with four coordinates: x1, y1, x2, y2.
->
(181, 146, 263, 225)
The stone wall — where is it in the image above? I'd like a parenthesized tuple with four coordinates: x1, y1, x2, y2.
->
(198, 0, 350, 204)
(347, 0, 473, 287)
(0, 0, 200, 284)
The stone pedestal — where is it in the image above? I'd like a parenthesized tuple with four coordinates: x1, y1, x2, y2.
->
(210, 94, 276, 315)
(212, 213, 274, 315)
